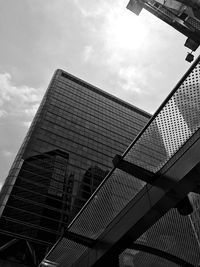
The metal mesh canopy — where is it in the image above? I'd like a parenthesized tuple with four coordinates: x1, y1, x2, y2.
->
(41, 57, 200, 266)
(42, 170, 146, 266)
(133, 207, 200, 266)
(124, 62, 200, 171)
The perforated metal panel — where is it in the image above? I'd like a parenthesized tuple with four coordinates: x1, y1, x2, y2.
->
(70, 169, 145, 239)
(124, 62, 200, 172)
(134, 208, 200, 266)
(43, 170, 145, 266)
(46, 238, 87, 267)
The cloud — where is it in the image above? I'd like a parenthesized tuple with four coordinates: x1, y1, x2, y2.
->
(0, 73, 42, 184)
(0, 73, 41, 118)
(118, 66, 143, 93)
(2, 151, 13, 157)
(23, 121, 32, 128)
(0, 0, 190, 115)
(0, 110, 7, 118)
(74, 0, 112, 18)
(73, 0, 191, 114)
(82, 45, 94, 62)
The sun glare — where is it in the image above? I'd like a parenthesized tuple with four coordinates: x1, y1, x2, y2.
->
(105, 7, 149, 51)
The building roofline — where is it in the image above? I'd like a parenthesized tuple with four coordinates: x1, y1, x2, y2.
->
(54, 69, 151, 119)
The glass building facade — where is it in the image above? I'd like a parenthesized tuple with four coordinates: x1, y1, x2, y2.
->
(0, 69, 151, 266)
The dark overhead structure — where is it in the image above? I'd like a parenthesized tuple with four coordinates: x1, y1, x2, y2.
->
(127, 0, 200, 62)
(40, 56, 200, 267)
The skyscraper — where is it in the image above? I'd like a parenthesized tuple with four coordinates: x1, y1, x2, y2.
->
(0, 69, 151, 266)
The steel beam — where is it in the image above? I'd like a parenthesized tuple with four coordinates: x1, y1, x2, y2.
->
(0, 238, 18, 252)
(112, 154, 156, 184)
(63, 231, 95, 248)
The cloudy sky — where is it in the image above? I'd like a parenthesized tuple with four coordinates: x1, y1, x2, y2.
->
(0, 0, 198, 187)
